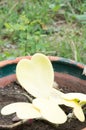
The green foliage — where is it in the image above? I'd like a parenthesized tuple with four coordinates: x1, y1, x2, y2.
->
(0, 0, 86, 64)
(61, 0, 86, 23)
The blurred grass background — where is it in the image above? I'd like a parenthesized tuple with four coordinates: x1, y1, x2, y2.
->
(0, 0, 86, 63)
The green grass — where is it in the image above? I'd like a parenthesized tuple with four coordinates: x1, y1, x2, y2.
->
(0, 0, 86, 64)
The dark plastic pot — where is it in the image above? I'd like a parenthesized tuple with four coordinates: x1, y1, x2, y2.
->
(0, 56, 86, 130)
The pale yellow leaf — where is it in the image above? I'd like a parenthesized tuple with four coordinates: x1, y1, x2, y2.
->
(58, 99, 85, 122)
(62, 93, 86, 102)
(16, 53, 54, 98)
(73, 103, 85, 122)
(33, 98, 67, 124)
(1, 102, 41, 119)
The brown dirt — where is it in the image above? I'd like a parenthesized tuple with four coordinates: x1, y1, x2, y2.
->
(54, 72, 86, 94)
(0, 72, 86, 130)
(0, 81, 29, 125)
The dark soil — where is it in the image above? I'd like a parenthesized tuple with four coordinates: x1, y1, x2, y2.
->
(0, 81, 29, 125)
(0, 72, 86, 130)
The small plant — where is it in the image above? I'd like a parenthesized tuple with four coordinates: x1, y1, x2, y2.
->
(1, 53, 86, 124)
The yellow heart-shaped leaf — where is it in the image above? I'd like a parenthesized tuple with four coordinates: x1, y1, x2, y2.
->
(56, 99, 85, 122)
(33, 98, 67, 124)
(1, 102, 41, 119)
(16, 53, 54, 98)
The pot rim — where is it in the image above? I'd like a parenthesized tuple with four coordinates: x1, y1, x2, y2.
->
(0, 55, 86, 88)
(0, 55, 85, 68)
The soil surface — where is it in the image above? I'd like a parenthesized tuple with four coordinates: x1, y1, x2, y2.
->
(0, 73, 86, 130)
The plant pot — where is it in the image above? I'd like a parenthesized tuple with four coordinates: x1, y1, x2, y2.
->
(0, 56, 86, 130)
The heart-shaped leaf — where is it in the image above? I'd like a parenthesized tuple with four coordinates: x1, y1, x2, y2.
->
(57, 98, 85, 122)
(16, 53, 54, 98)
(33, 98, 67, 124)
(1, 102, 41, 119)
